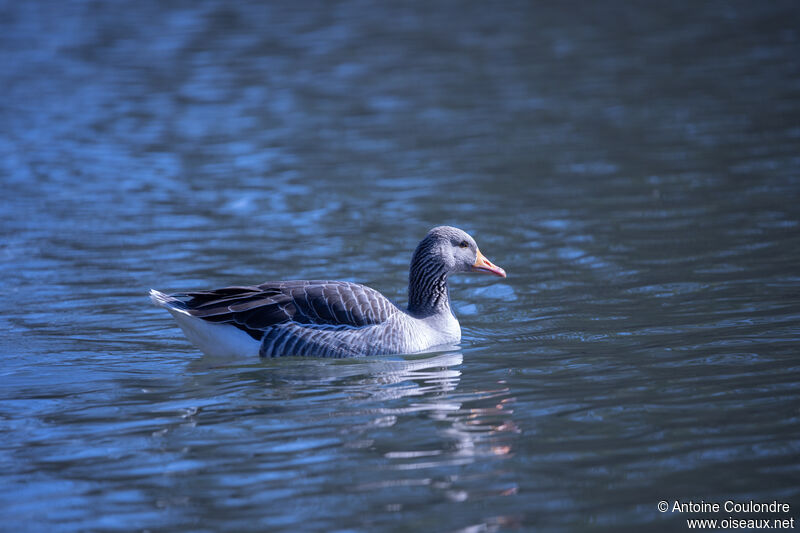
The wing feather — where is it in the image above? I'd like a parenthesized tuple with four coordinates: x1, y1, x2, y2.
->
(167, 280, 397, 340)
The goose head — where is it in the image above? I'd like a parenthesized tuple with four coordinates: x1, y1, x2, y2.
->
(416, 226, 506, 278)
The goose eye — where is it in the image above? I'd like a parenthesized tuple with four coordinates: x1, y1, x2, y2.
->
(459, 241, 469, 248)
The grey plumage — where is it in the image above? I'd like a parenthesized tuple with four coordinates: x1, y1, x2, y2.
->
(151, 226, 506, 358)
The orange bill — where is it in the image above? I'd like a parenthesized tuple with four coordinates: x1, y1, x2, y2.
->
(472, 249, 506, 278)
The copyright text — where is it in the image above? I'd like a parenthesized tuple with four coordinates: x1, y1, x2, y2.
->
(657, 500, 795, 529)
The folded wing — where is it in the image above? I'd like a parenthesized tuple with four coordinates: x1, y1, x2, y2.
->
(170, 280, 397, 340)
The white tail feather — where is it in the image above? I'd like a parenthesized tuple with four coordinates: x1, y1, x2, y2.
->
(149, 289, 260, 357)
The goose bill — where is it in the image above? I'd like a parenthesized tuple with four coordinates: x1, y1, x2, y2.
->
(471, 249, 506, 278)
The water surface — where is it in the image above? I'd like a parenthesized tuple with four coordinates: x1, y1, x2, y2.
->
(1, 1, 799, 531)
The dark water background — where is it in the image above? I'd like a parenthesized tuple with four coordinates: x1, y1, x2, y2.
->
(1, 1, 799, 531)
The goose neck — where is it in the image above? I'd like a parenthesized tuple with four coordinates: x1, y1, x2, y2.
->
(407, 262, 450, 317)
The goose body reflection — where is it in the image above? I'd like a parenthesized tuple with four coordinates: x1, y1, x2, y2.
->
(188, 350, 518, 494)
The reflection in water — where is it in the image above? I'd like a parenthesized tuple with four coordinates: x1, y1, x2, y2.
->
(195, 350, 519, 467)
(190, 351, 519, 520)
(155, 351, 519, 529)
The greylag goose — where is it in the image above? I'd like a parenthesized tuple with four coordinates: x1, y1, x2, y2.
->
(149, 226, 506, 358)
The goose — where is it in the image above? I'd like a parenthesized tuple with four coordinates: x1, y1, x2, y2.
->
(149, 226, 506, 358)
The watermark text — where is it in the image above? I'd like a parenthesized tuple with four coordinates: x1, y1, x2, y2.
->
(657, 500, 794, 529)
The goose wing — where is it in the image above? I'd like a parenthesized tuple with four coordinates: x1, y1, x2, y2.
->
(171, 280, 398, 339)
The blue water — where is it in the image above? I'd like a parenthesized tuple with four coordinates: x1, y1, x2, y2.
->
(1, 1, 799, 531)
